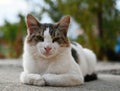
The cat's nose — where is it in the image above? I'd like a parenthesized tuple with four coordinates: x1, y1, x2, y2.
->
(44, 46, 52, 53)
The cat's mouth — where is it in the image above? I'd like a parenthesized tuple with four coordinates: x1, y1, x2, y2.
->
(44, 52, 52, 56)
(40, 54, 54, 59)
(40, 51, 54, 57)
(38, 48, 57, 59)
(39, 51, 58, 59)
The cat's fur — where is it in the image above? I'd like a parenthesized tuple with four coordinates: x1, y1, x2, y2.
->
(20, 14, 97, 86)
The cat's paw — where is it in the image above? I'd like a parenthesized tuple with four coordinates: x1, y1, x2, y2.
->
(31, 75, 45, 86)
(42, 74, 54, 85)
(20, 72, 45, 86)
(42, 74, 53, 81)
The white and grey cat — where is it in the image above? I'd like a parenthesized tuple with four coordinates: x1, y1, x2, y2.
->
(20, 14, 97, 86)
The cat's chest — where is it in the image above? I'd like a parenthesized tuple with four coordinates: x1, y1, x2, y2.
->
(24, 56, 49, 74)
(33, 59, 49, 74)
(35, 59, 69, 74)
(24, 51, 72, 74)
(25, 57, 70, 75)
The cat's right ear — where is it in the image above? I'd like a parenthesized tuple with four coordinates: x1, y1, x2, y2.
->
(26, 14, 40, 34)
(55, 16, 70, 36)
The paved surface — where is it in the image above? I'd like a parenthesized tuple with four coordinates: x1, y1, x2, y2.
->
(0, 59, 120, 91)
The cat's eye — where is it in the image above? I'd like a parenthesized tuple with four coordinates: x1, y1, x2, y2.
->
(35, 36, 44, 42)
(52, 37, 60, 42)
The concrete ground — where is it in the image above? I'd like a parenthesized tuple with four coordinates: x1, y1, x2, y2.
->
(0, 59, 120, 91)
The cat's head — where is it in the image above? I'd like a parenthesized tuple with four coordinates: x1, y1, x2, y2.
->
(25, 14, 70, 59)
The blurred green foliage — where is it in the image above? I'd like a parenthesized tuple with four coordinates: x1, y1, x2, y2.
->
(42, 0, 120, 60)
(0, 0, 120, 60)
(0, 15, 26, 58)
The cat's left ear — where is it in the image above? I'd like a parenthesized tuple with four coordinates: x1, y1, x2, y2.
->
(56, 16, 70, 36)
(26, 14, 40, 34)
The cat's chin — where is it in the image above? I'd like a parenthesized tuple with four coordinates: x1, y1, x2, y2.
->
(39, 53, 57, 59)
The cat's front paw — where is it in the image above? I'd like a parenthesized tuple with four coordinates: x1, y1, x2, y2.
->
(20, 72, 45, 86)
(42, 74, 53, 80)
(42, 74, 54, 85)
(31, 75, 45, 86)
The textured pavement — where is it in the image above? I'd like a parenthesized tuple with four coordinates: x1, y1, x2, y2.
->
(0, 59, 120, 91)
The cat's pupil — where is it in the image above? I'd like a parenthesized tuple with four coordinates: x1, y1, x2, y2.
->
(52, 37, 60, 43)
(35, 36, 44, 42)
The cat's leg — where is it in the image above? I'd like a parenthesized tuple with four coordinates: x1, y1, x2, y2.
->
(42, 74, 84, 86)
(20, 72, 45, 86)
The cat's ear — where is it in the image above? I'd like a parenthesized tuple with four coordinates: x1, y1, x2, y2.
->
(26, 14, 40, 34)
(56, 16, 70, 36)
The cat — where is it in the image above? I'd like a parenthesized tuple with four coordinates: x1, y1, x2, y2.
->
(20, 14, 97, 86)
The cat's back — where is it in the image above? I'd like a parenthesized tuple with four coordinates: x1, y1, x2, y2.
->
(70, 41, 97, 76)
(70, 41, 96, 64)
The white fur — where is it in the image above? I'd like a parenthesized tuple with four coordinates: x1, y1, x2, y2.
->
(71, 43, 97, 76)
(20, 27, 97, 86)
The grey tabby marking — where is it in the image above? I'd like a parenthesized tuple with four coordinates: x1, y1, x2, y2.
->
(27, 23, 70, 47)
